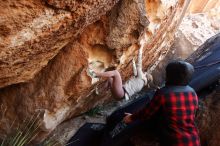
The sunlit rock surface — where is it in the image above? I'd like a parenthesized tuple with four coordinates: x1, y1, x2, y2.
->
(144, 4, 220, 88)
(0, 0, 190, 142)
(187, 0, 220, 13)
(170, 0, 220, 60)
(172, 12, 220, 60)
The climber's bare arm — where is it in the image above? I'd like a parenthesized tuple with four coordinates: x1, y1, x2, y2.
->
(95, 70, 119, 78)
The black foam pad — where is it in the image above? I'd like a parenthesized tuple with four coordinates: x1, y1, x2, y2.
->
(67, 123, 105, 146)
(190, 40, 220, 92)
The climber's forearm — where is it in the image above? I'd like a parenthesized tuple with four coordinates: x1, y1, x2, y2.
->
(95, 70, 120, 78)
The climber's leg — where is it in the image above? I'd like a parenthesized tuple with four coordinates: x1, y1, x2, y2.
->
(96, 70, 125, 99)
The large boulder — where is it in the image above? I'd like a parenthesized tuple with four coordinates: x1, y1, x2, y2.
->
(151, 2, 220, 86)
(0, 0, 190, 142)
(0, 0, 119, 88)
(172, 13, 219, 59)
(171, 3, 220, 60)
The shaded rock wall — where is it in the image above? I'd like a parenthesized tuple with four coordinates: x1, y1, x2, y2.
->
(0, 0, 190, 142)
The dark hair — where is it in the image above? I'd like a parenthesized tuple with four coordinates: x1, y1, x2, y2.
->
(165, 61, 194, 86)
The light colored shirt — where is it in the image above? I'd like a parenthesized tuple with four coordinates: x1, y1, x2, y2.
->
(123, 77, 145, 100)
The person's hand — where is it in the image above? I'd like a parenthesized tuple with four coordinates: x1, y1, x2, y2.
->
(87, 68, 98, 78)
(123, 113, 133, 124)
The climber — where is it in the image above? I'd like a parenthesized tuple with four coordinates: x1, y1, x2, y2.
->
(92, 36, 153, 101)
(123, 61, 201, 146)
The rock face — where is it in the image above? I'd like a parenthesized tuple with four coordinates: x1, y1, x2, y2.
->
(171, 12, 220, 60)
(0, 0, 190, 142)
(170, 0, 220, 60)
(148, 1, 220, 88)
(187, 0, 220, 13)
(0, 0, 119, 88)
(146, 6, 220, 87)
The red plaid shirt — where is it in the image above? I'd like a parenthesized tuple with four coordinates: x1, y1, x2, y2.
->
(131, 86, 200, 146)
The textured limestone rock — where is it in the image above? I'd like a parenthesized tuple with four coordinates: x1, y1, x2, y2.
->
(167, 2, 220, 64)
(148, 8, 220, 93)
(106, 0, 149, 50)
(187, 0, 220, 13)
(0, 0, 119, 138)
(171, 12, 220, 60)
(151, 5, 220, 86)
(0, 0, 119, 88)
(0, 0, 190, 143)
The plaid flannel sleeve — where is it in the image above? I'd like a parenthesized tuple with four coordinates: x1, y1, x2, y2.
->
(131, 90, 164, 121)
